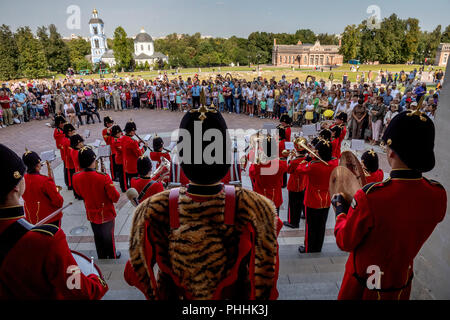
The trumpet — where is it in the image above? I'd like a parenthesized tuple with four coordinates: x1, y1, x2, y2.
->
(46, 160, 63, 192)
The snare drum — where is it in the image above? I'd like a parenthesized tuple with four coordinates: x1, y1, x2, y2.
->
(71, 250, 103, 277)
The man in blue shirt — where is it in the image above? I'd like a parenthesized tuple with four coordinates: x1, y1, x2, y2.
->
(232, 82, 242, 114)
(14, 88, 28, 121)
(191, 81, 201, 108)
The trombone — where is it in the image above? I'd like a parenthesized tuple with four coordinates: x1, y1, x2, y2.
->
(281, 137, 329, 166)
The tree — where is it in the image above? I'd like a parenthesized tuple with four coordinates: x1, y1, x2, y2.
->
(37, 25, 70, 73)
(295, 29, 316, 44)
(15, 27, 48, 78)
(403, 18, 420, 62)
(67, 37, 91, 71)
(340, 25, 361, 61)
(0, 25, 18, 80)
(442, 25, 450, 43)
(112, 26, 133, 71)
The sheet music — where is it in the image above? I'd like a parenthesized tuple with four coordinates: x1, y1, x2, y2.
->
(40, 150, 56, 162)
(351, 139, 366, 151)
(302, 124, 317, 136)
(284, 142, 295, 150)
(98, 145, 111, 158)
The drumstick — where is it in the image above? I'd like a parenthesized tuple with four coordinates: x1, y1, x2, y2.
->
(35, 203, 73, 227)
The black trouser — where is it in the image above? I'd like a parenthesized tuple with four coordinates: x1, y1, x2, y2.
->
(126, 172, 138, 190)
(90, 220, 117, 259)
(170, 101, 177, 112)
(288, 190, 305, 227)
(132, 97, 139, 109)
(305, 207, 329, 253)
(117, 164, 126, 192)
(63, 163, 69, 187)
(110, 154, 117, 181)
(86, 110, 101, 123)
(77, 112, 86, 124)
(282, 173, 288, 189)
(192, 96, 200, 108)
(69, 168, 80, 197)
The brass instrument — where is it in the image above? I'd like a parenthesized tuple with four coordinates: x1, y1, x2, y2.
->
(46, 160, 63, 192)
(151, 157, 171, 184)
(298, 137, 329, 166)
(100, 157, 107, 174)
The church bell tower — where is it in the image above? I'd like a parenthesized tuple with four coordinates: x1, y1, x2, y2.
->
(89, 8, 108, 64)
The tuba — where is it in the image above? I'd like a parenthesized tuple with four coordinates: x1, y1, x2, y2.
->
(151, 157, 171, 184)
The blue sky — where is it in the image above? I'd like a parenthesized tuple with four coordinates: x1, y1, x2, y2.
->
(1, 0, 449, 38)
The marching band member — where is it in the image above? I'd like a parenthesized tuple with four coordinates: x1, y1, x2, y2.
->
(150, 135, 171, 165)
(0, 144, 108, 299)
(332, 111, 447, 300)
(110, 125, 126, 192)
(222, 142, 242, 185)
(130, 156, 164, 204)
(361, 149, 384, 184)
(297, 139, 337, 253)
(102, 116, 116, 181)
(121, 121, 145, 190)
(22, 150, 64, 227)
(73, 146, 121, 260)
(251, 136, 288, 215)
(280, 114, 292, 142)
(53, 115, 67, 186)
(124, 106, 280, 300)
(150, 135, 171, 185)
(330, 125, 343, 159)
(69, 134, 84, 173)
(283, 143, 308, 229)
(332, 112, 348, 141)
(61, 123, 76, 193)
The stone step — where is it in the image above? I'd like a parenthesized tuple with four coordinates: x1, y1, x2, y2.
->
(277, 282, 340, 300)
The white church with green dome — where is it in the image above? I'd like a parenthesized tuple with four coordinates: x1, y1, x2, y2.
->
(87, 9, 168, 67)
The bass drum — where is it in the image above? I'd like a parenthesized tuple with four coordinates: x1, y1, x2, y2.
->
(71, 250, 102, 277)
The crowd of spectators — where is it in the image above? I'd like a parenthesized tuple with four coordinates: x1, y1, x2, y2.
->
(0, 70, 444, 146)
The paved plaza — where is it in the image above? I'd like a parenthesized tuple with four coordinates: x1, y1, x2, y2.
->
(0, 109, 432, 299)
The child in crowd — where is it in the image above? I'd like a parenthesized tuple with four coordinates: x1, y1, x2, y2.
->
(16, 103, 24, 123)
(259, 98, 267, 119)
(266, 95, 274, 119)
(218, 90, 225, 112)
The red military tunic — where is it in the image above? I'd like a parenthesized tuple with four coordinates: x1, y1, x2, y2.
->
(112, 137, 123, 165)
(150, 151, 171, 166)
(0, 206, 108, 299)
(102, 128, 111, 145)
(335, 170, 447, 300)
(70, 148, 81, 173)
(278, 140, 286, 159)
(331, 138, 342, 159)
(130, 177, 164, 203)
(297, 159, 337, 209)
(23, 173, 64, 225)
(121, 135, 144, 174)
(53, 128, 65, 151)
(72, 169, 121, 224)
(285, 127, 292, 142)
(251, 159, 288, 208)
(365, 169, 384, 185)
(61, 138, 75, 170)
(287, 156, 307, 192)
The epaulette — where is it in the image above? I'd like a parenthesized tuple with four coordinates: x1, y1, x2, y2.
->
(424, 177, 445, 190)
(363, 178, 391, 195)
(97, 171, 108, 176)
(31, 224, 59, 237)
(73, 171, 82, 177)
